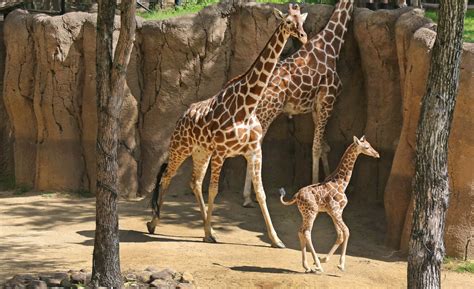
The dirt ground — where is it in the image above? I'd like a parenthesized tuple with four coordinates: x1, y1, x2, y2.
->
(1, 189, 472, 288)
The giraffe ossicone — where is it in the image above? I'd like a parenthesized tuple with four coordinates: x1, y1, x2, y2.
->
(146, 4, 308, 249)
(279, 135, 380, 272)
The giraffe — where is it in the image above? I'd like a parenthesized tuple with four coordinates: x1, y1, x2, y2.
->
(279, 136, 380, 272)
(146, 4, 308, 248)
(242, 0, 354, 207)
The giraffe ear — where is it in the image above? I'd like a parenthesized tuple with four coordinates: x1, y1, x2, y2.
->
(360, 135, 366, 142)
(273, 8, 286, 20)
(301, 13, 308, 23)
(353, 136, 361, 145)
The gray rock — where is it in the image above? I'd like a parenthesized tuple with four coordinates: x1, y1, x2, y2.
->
(177, 283, 194, 289)
(136, 271, 152, 283)
(125, 273, 137, 282)
(151, 269, 176, 281)
(60, 278, 72, 287)
(26, 280, 47, 289)
(150, 279, 170, 288)
(44, 278, 62, 287)
(71, 272, 86, 284)
(180, 272, 193, 284)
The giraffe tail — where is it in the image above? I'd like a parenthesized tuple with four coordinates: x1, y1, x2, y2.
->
(279, 187, 297, 206)
(151, 162, 169, 218)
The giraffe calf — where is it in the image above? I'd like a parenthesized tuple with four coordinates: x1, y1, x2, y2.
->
(279, 136, 380, 272)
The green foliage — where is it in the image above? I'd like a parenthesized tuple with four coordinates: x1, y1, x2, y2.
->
(74, 188, 93, 198)
(0, 175, 15, 190)
(425, 10, 474, 43)
(137, 0, 220, 20)
(443, 257, 474, 274)
(14, 184, 32, 195)
(256, 0, 336, 4)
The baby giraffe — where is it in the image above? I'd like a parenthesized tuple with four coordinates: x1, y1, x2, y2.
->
(279, 136, 380, 273)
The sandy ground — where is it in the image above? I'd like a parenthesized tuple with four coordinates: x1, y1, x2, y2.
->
(0, 189, 472, 288)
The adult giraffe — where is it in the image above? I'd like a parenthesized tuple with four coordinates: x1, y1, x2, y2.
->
(242, 0, 354, 207)
(146, 4, 308, 248)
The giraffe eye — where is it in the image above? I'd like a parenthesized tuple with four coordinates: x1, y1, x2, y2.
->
(286, 20, 292, 25)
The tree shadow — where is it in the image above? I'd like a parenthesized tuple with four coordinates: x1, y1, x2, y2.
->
(76, 229, 269, 249)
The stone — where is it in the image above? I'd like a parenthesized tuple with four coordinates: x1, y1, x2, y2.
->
(180, 272, 193, 284)
(71, 272, 86, 284)
(60, 278, 72, 287)
(150, 279, 172, 288)
(136, 271, 152, 283)
(44, 278, 61, 287)
(384, 14, 474, 259)
(151, 269, 176, 281)
(26, 280, 47, 289)
(177, 283, 194, 289)
(145, 266, 158, 272)
(125, 273, 137, 282)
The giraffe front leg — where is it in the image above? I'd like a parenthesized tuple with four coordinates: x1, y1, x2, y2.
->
(321, 214, 344, 263)
(203, 155, 224, 243)
(246, 149, 285, 248)
(242, 168, 255, 208)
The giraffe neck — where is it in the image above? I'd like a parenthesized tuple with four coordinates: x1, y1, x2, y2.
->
(330, 143, 360, 186)
(242, 23, 289, 109)
(309, 0, 353, 57)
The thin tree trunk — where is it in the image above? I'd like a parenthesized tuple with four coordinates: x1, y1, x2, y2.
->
(92, 0, 136, 287)
(407, 1, 466, 288)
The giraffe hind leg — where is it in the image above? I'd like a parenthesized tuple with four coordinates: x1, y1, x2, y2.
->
(147, 148, 189, 234)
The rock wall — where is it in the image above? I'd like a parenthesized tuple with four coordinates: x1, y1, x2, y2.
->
(1, 3, 473, 257)
(384, 9, 474, 259)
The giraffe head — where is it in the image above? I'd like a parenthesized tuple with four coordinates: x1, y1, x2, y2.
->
(273, 4, 308, 44)
(353, 135, 380, 158)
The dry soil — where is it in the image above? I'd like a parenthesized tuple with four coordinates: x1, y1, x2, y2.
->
(0, 189, 472, 288)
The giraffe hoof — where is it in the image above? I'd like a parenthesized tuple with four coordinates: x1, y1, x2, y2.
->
(337, 264, 345, 272)
(314, 266, 324, 273)
(242, 200, 255, 208)
(320, 256, 328, 263)
(146, 222, 155, 234)
(203, 235, 218, 243)
(271, 240, 286, 248)
(304, 269, 315, 274)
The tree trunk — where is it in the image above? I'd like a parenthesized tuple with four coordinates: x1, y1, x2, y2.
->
(407, 1, 466, 289)
(91, 0, 136, 287)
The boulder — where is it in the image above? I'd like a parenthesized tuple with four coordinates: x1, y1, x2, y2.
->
(384, 17, 474, 258)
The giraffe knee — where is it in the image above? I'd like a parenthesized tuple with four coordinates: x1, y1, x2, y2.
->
(255, 191, 266, 203)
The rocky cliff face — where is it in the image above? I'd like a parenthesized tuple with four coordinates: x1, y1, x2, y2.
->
(1, 3, 472, 257)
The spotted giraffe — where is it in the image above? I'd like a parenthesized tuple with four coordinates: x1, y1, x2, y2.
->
(146, 4, 308, 248)
(279, 136, 380, 272)
(242, 0, 354, 207)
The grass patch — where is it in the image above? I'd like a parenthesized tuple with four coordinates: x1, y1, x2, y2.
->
(443, 257, 474, 273)
(137, 0, 219, 20)
(0, 175, 16, 190)
(425, 10, 474, 43)
(74, 188, 94, 198)
(256, 0, 336, 4)
(13, 184, 32, 195)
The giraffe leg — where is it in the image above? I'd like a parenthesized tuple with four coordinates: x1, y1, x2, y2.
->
(302, 213, 324, 272)
(246, 148, 285, 248)
(321, 139, 331, 178)
(321, 213, 344, 263)
(190, 149, 211, 225)
(203, 155, 224, 243)
(147, 149, 189, 234)
(311, 73, 341, 183)
(298, 231, 312, 273)
(334, 216, 350, 271)
(242, 168, 255, 208)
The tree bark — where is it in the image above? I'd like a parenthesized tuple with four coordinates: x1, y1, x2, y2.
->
(91, 0, 136, 287)
(407, 1, 466, 289)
